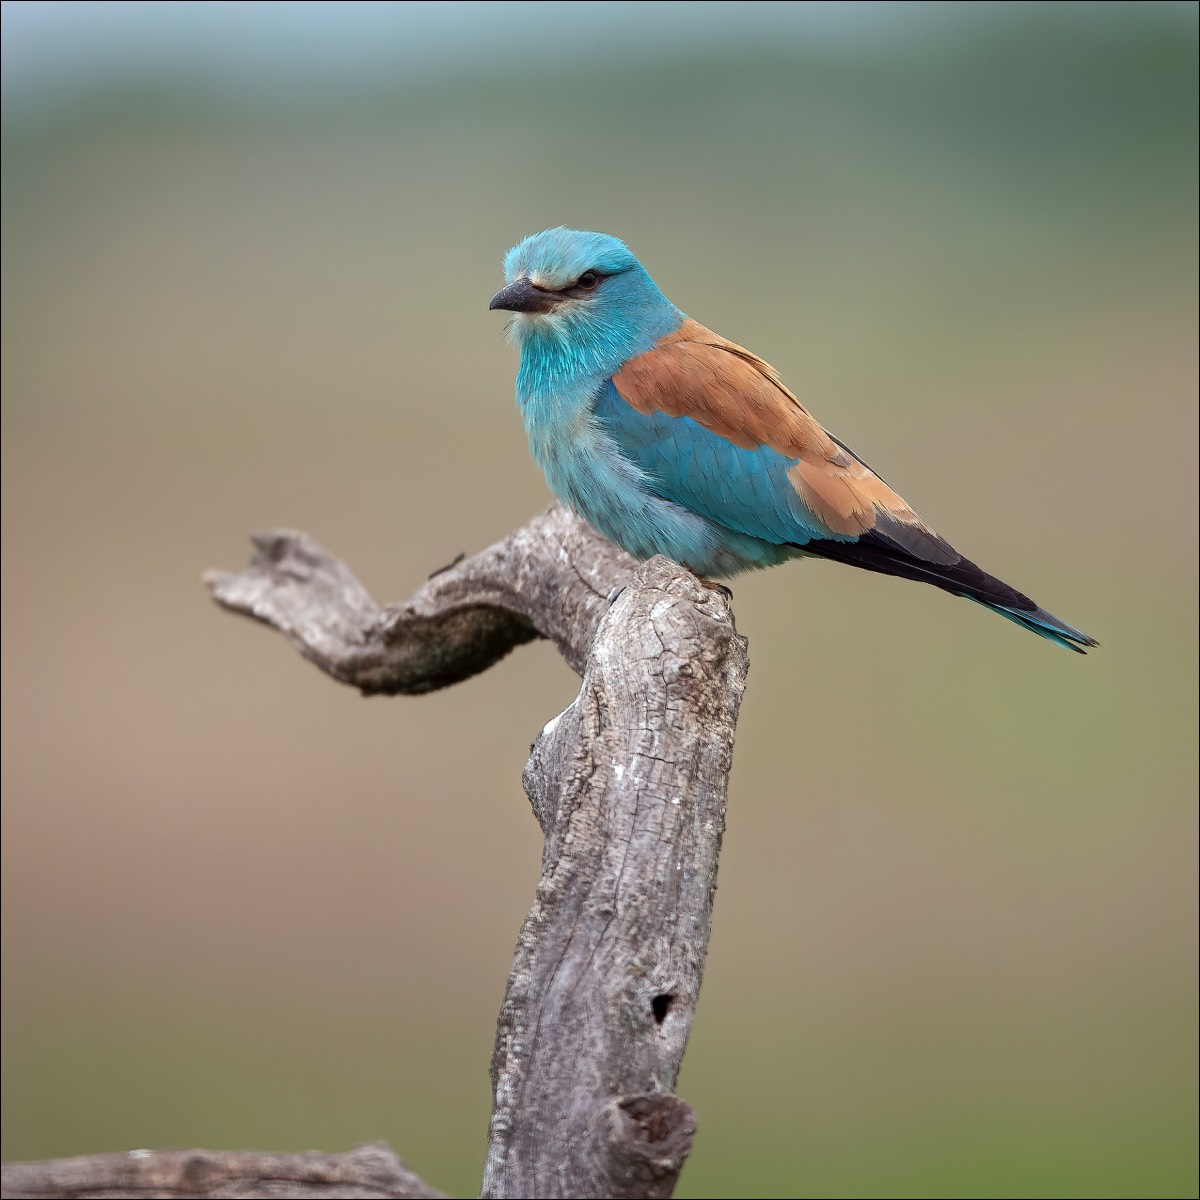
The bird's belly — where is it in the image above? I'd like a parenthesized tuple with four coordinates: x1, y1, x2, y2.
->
(532, 420, 788, 577)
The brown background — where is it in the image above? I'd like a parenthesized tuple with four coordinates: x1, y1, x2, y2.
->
(2, 5, 1196, 1196)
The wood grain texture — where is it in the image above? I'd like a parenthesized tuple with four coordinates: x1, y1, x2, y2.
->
(202, 503, 635, 691)
(485, 557, 747, 1197)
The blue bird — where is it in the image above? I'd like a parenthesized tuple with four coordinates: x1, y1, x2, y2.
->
(489, 227, 1097, 653)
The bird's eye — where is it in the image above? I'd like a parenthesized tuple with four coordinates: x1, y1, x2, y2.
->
(575, 271, 600, 291)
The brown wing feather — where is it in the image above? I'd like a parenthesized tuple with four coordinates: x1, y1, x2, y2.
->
(612, 319, 926, 539)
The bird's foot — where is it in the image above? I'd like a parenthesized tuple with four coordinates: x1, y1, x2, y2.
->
(683, 564, 733, 601)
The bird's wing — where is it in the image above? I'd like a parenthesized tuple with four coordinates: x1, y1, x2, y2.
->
(604, 318, 952, 561)
(601, 319, 1097, 652)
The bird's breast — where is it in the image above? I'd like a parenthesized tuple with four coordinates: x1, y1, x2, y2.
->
(519, 378, 622, 509)
(515, 375, 785, 576)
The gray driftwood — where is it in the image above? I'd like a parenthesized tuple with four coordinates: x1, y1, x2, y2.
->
(0, 1143, 444, 1199)
(2, 504, 748, 1200)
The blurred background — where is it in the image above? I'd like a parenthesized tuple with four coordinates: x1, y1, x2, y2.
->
(2, 2, 1196, 1196)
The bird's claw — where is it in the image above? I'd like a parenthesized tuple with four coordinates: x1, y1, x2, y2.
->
(427, 551, 466, 580)
(701, 579, 734, 601)
(683, 563, 733, 601)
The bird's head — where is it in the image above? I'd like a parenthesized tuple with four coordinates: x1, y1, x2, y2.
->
(490, 228, 680, 375)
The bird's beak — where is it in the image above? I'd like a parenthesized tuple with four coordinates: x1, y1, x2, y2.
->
(488, 278, 558, 314)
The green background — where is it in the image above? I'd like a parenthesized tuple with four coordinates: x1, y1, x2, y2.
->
(2, 4, 1196, 1196)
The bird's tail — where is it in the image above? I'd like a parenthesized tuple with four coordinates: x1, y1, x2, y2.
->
(799, 531, 1098, 654)
(963, 597, 1098, 654)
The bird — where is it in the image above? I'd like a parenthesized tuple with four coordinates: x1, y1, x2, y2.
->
(489, 227, 1097, 653)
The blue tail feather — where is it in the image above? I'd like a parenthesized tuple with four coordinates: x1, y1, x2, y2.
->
(969, 598, 1099, 654)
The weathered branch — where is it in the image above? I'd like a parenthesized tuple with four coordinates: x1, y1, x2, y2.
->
(201, 504, 636, 692)
(4, 505, 748, 1200)
(483, 556, 746, 1197)
(0, 1142, 445, 1199)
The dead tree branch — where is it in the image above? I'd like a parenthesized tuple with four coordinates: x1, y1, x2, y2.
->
(200, 503, 633, 693)
(3, 503, 748, 1200)
(0, 1143, 445, 1199)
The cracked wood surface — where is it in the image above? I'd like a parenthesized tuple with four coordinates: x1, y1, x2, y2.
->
(483, 557, 746, 1198)
(2, 505, 748, 1200)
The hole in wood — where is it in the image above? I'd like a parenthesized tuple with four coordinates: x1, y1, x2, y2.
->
(651, 993, 675, 1025)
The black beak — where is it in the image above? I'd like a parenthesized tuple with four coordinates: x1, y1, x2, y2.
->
(489, 278, 558, 314)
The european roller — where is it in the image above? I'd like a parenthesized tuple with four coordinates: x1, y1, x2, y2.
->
(490, 227, 1097, 653)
